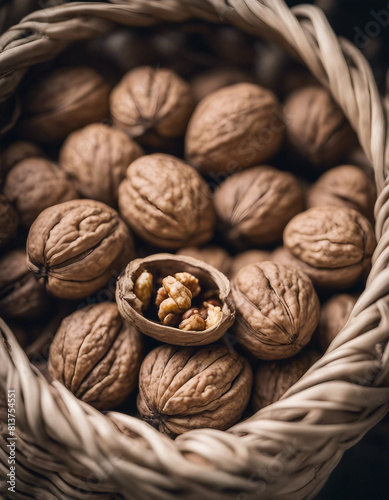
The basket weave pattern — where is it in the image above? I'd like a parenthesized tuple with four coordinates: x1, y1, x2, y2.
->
(1, 1, 389, 499)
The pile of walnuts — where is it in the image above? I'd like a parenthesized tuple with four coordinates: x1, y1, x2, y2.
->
(0, 26, 377, 438)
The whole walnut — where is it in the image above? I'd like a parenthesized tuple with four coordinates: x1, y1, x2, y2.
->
(48, 303, 142, 410)
(252, 350, 321, 412)
(59, 123, 143, 207)
(214, 166, 304, 247)
(0, 141, 43, 177)
(0, 194, 18, 248)
(284, 86, 355, 169)
(4, 158, 78, 228)
(191, 67, 254, 102)
(137, 343, 252, 437)
(283, 206, 376, 289)
(185, 83, 284, 175)
(231, 250, 271, 278)
(176, 245, 232, 277)
(232, 261, 320, 360)
(316, 294, 357, 352)
(110, 66, 195, 147)
(0, 248, 50, 320)
(27, 199, 135, 300)
(307, 165, 376, 222)
(19, 67, 110, 143)
(118, 154, 215, 249)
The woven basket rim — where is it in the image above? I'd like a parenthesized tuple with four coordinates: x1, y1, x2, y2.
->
(1, 1, 389, 499)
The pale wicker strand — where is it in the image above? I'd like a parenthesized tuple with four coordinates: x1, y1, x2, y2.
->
(0, 1, 388, 499)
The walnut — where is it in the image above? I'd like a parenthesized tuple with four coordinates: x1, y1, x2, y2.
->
(137, 343, 252, 437)
(232, 261, 320, 360)
(110, 66, 195, 147)
(252, 350, 320, 412)
(0, 248, 50, 320)
(191, 67, 254, 102)
(118, 154, 215, 249)
(307, 165, 376, 222)
(116, 253, 235, 346)
(4, 158, 78, 228)
(283, 206, 376, 289)
(185, 83, 284, 175)
(315, 294, 357, 352)
(177, 246, 232, 277)
(59, 123, 144, 207)
(214, 166, 304, 247)
(19, 67, 110, 143)
(134, 271, 153, 311)
(231, 250, 271, 278)
(0, 194, 18, 248)
(48, 302, 142, 411)
(27, 199, 135, 300)
(0, 141, 43, 177)
(284, 86, 356, 169)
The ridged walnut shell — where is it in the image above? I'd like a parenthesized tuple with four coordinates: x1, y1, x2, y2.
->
(307, 165, 376, 222)
(283, 206, 376, 289)
(116, 253, 235, 346)
(137, 343, 252, 437)
(284, 86, 356, 168)
(0, 248, 50, 320)
(232, 261, 320, 360)
(315, 294, 358, 352)
(0, 194, 18, 248)
(48, 302, 142, 411)
(59, 123, 144, 207)
(252, 350, 321, 411)
(185, 83, 284, 175)
(214, 166, 304, 247)
(118, 154, 215, 249)
(27, 199, 135, 300)
(0, 141, 43, 176)
(110, 66, 194, 146)
(4, 157, 78, 228)
(19, 67, 110, 144)
(176, 245, 232, 277)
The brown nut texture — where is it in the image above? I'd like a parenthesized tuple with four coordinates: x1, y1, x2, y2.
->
(185, 83, 284, 175)
(232, 261, 320, 360)
(19, 67, 110, 143)
(307, 165, 376, 222)
(4, 158, 78, 228)
(0, 194, 18, 248)
(284, 86, 355, 169)
(231, 250, 271, 278)
(214, 166, 304, 247)
(110, 66, 194, 146)
(116, 253, 235, 346)
(316, 294, 358, 352)
(177, 246, 232, 277)
(59, 123, 144, 207)
(0, 141, 44, 177)
(137, 343, 252, 437)
(48, 302, 142, 411)
(252, 350, 321, 412)
(0, 248, 50, 320)
(191, 67, 254, 102)
(283, 206, 376, 289)
(118, 154, 215, 249)
(27, 199, 135, 300)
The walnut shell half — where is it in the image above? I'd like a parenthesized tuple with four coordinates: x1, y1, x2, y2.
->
(232, 261, 320, 360)
(116, 253, 235, 346)
(48, 302, 143, 410)
(137, 343, 252, 437)
(27, 199, 135, 300)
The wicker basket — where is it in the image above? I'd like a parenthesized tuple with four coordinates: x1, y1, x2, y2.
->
(1, 1, 389, 499)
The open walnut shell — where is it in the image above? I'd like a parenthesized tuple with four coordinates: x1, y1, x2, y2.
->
(116, 253, 235, 346)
